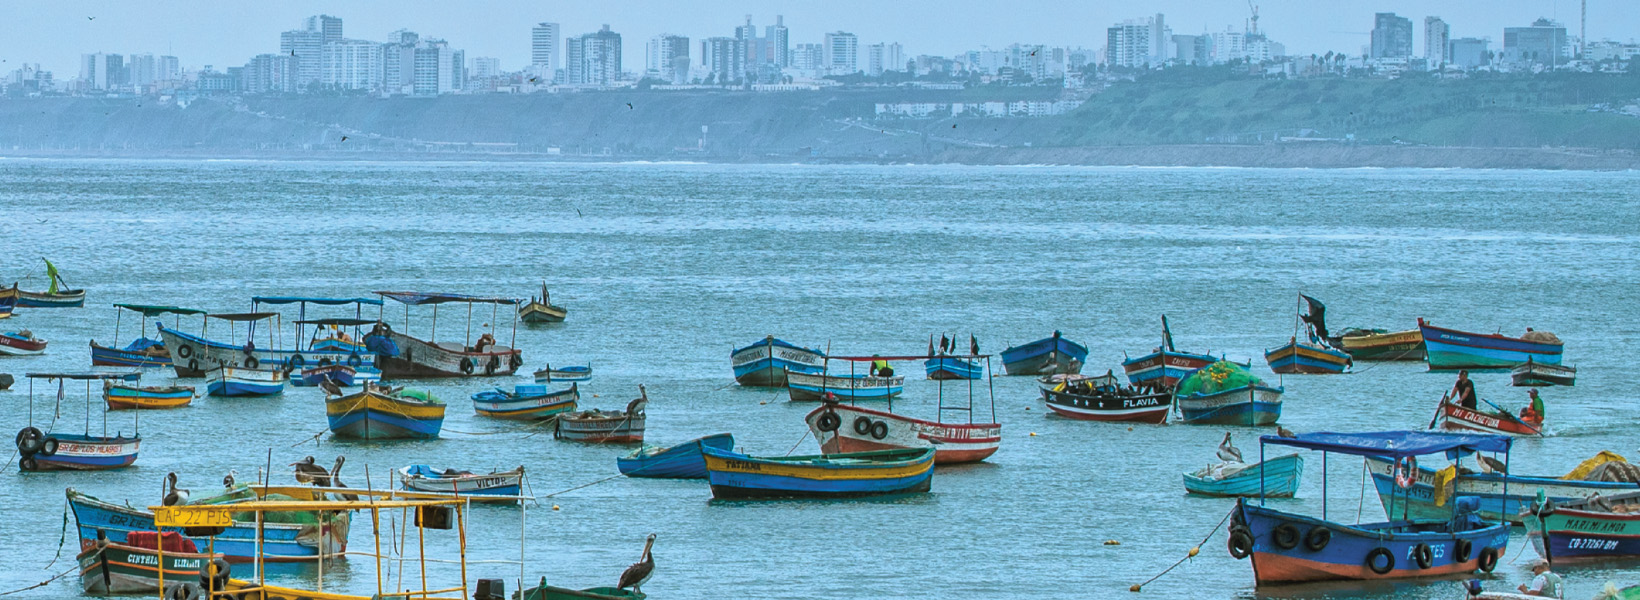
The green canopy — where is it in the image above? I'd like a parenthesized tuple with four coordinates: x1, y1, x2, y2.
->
(113, 303, 207, 317)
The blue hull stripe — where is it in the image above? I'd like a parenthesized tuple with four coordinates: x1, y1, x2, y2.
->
(329, 409, 443, 439)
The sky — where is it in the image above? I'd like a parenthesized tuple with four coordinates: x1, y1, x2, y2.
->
(2, 1, 1634, 76)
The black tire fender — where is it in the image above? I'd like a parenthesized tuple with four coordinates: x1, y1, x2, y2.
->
(1366, 547, 1395, 575)
(853, 416, 873, 436)
(509, 354, 523, 370)
(187, 359, 199, 374)
(1227, 529, 1253, 559)
(1477, 547, 1499, 573)
(1303, 527, 1331, 552)
(485, 355, 499, 376)
(244, 356, 259, 369)
(199, 557, 230, 590)
(19, 456, 38, 471)
(289, 354, 304, 369)
(176, 344, 193, 359)
(1272, 524, 1301, 550)
(40, 437, 58, 457)
(816, 411, 841, 432)
(869, 421, 889, 440)
(459, 358, 474, 375)
(1412, 543, 1434, 569)
(15, 426, 43, 454)
(1454, 539, 1473, 563)
(347, 353, 362, 368)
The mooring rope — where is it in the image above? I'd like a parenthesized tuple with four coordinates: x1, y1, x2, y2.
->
(1129, 507, 1235, 592)
(0, 565, 76, 596)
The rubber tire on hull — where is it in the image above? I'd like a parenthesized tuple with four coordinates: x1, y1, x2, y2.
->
(1272, 524, 1301, 550)
(1477, 547, 1499, 573)
(1227, 529, 1253, 559)
(816, 412, 841, 432)
(1366, 547, 1395, 575)
(15, 426, 43, 454)
(853, 416, 872, 436)
(40, 438, 58, 456)
(870, 421, 889, 440)
(1454, 539, 1473, 562)
(1412, 544, 1434, 569)
(1304, 527, 1331, 552)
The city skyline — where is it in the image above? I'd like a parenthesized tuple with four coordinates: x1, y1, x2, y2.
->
(4, 0, 1634, 77)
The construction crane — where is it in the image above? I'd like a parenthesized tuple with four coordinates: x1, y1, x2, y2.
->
(1246, 0, 1260, 36)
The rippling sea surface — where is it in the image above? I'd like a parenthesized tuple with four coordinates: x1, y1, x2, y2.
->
(1, 159, 1637, 600)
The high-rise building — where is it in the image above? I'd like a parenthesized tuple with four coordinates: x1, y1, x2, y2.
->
(765, 16, 789, 67)
(470, 57, 501, 79)
(305, 15, 343, 42)
(791, 43, 822, 71)
(701, 36, 746, 83)
(243, 53, 298, 93)
(322, 39, 383, 90)
(411, 39, 462, 95)
(127, 54, 157, 88)
(1448, 37, 1490, 69)
(1371, 13, 1414, 59)
(79, 53, 125, 90)
(382, 30, 420, 94)
(824, 31, 858, 74)
(1172, 35, 1209, 65)
(280, 29, 324, 87)
(157, 56, 180, 82)
(566, 25, 622, 86)
(647, 34, 690, 83)
(1424, 17, 1450, 63)
(532, 22, 561, 73)
(1503, 18, 1568, 66)
(1106, 14, 1172, 67)
(866, 42, 905, 75)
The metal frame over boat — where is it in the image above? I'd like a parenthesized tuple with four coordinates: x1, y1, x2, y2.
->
(91, 304, 207, 367)
(518, 282, 568, 323)
(1038, 371, 1174, 424)
(803, 353, 1002, 464)
(702, 446, 937, 499)
(1122, 315, 1216, 391)
(367, 291, 523, 378)
(730, 336, 825, 386)
(16, 373, 142, 471)
(618, 433, 735, 479)
(1418, 318, 1564, 370)
(999, 331, 1087, 376)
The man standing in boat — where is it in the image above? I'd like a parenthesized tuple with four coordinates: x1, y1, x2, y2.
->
(1450, 370, 1477, 409)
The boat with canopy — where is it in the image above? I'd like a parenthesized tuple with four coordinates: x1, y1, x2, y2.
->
(15, 372, 143, 471)
(804, 352, 1001, 464)
(365, 291, 523, 378)
(158, 297, 383, 377)
(91, 304, 207, 367)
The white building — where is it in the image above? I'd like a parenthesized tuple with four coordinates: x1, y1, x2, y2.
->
(1425, 17, 1450, 63)
(1107, 14, 1171, 68)
(469, 57, 501, 79)
(322, 39, 383, 90)
(824, 31, 858, 74)
(532, 22, 561, 75)
(647, 34, 690, 83)
(412, 39, 462, 95)
(867, 42, 904, 75)
(566, 25, 622, 86)
(790, 43, 823, 71)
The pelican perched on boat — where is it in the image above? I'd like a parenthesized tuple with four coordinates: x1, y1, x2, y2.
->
(319, 377, 343, 398)
(1217, 432, 1244, 463)
(291, 455, 331, 485)
(617, 533, 656, 595)
(162, 472, 189, 506)
(329, 456, 358, 501)
(222, 470, 238, 489)
(1276, 426, 1298, 439)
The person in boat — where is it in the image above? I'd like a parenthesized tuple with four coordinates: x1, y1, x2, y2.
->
(1517, 558, 1563, 598)
(869, 355, 893, 377)
(1520, 389, 1545, 426)
(469, 333, 496, 353)
(1450, 370, 1477, 409)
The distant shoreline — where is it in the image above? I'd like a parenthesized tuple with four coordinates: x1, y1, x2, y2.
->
(3, 144, 1637, 171)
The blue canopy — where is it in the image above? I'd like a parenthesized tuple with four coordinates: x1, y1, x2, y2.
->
(252, 296, 384, 306)
(375, 291, 519, 305)
(1260, 430, 1512, 459)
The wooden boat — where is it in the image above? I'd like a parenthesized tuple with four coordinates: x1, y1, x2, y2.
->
(730, 336, 825, 386)
(1265, 339, 1351, 374)
(1337, 328, 1425, 361)
(557, 390, 646, 443)
(1364, 454, 1640, 525)
(398, 465, 527, 501)
(104, 380, 194, 409)
(0, 329, 47, 355)
(702, 446, 936, 499)
(365, 291, 523, 378)
(160, 313, 379, 378)
(90, 304, 207, 367)
(77, 532, 222, 595)
(1183, 454, 1304, 498)
(786, 370, 903, 402)
(535, 364, 592, 383)
(618, 433, 735, 478)
(1419, 318, 1564, 370)
(326, 384, 446, 440)
(924, 356, 982, 380)
(1122, 316, 1216, 390)
(1437, 402, 1542, 437)
(0, 284, 16, 318)
(67, 487, 350, 563)
(1513, 358, 1576, 387)
(472, 383, 579, 420)
(295, 364, 356, 387)
(1229, 431, 1513, 585)
(518, 283, 568, 323)
(1175, 361, 1283, 425)
(205, 365, 287, 397)
(1038, 371, 1173, 424)
(15, 258, 85, 307)
(1525, 490, 1640, 562)
(17, 373, 142, 471)
(806, 401, 1002, 464)
(999, 331, 1087, 376)
(521, 577, 646, 600)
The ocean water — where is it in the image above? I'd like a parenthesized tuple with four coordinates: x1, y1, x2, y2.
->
(1, 159, 1638, 600)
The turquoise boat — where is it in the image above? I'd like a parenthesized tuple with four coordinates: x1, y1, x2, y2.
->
(1418, 318, 1563, 370)
(701, 446, 935, 499)
(1183, 454, 1304, 497)
(618, 433, 735, 479)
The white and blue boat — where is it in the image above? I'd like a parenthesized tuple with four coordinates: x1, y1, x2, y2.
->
(158, 297, 383, 378)
(206, 365, 287, 397)
(1418, 318, 1564, 370)
(397, 465, 528, 502)
(534, 364, 592, 383)
(1174, 361, 1283, 426)
(731, 336, 825, 386)
(999, 331, 1087, 376)
(702, 446, 936, 499)
(1184, 454, 1304, 497)
(924, 356, 983, 380)
(786, 370, 904, 402)
(66, 488, 348, 562)
(1364, 455, 1640, 524)
(618, 433, 735, 479)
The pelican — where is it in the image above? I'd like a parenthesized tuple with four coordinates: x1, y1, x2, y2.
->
(319, 378, 343, 397)
(617, 534, 656, 595)
(223, 469, 238, 489)
(1276, 426, 1298, 439)
(162, 472, 190, 506)
(291, 456, 331, 485)
(1216, 432, 1244, 463)
(329, 456, 358, 501)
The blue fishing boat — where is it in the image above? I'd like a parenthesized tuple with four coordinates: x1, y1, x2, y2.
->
(786, 370, 904, 402)
(65, 488, 349, 563)
(90, 304, 208, 368)
(924, 356, 982, 380)
(472, 383, 579, 420)
(999, 331, 1087, 376)
(1121, 316, 1217, 390)
(618, 433, 735, 479)
(1364, 454, 1640, 524)
(1265, 295, 1352, 374)
(1184, 454, 1304, 497)
(701, 446, 936, 499)
(535, 364, 592, 383)
(15, 259, 86, 307)
(1228, 431, 1513, 585)
(1175, 361, 1284, 425)
(206, 365, 287, 397)
(731, 336, 825, 386)
(397, 465, 528, 502)
(158, 297, 384, 377)
(0, 284, 16, 318)
(16, 373, 143, 471)
(327, 385, 446, 440)
(294, 364, 355, 387)
(1418, 318, 1564, 370)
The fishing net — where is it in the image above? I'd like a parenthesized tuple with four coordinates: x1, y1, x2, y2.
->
(1521, 329, 1562, 344)
(1563, 451, 1630, 480)
(1176, 361, 1261, 396)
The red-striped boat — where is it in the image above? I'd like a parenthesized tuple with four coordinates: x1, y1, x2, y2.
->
(0, 330, 48, 355)
(1438, 402, 1542, 437)
(805, 401, 1001, 464)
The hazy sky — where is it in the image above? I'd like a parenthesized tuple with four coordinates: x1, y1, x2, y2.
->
(2, 1, 1633, 76)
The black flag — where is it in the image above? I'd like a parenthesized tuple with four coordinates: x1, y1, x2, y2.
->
(970, 334, 979, 356)
(940, 334, 951, 354)
(1300, 295, 1330, 342)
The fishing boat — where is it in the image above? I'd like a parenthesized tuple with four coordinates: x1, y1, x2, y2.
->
(104, 379, 194, 410)
(557, 388, 647, 443)
(1175, 361, 1284, 426)
(15, 259, 86, 307)
(924, 356, 982, 380)
(1365, 453, 1640, 524)
(702, 446, 936, 499)
(295, 364, 356, 387)
(618, 433, 736, 478)
(786, 370, 904, 402)
(77, 531, 222, 595)
(1266, 295, 1352, 374)
(1526, 490, 1640, 562)
(365, 291, 523, 378)
(1122, 316, 1217, 390)
(205, 365, 287, 397)
(999, 331, 1086, 376)
(66, 487, 350, 564)
(398, 465, 528, 502)
(805, 401, 1001, 464)
(730, 336, 825, 386)
(326, 384, 446, 440)
(15, 373, 142, 471)
(90, 304, 207, 368)
(1337, 328, 1426, 361)
(472, 383, 579, 420)
(1038, 371, 1174, 424)
(0, 329, 47, 355)
(1437, 401, 1542, 437)
(518, 283, 568, 323)
(159, 297, 384, 377)
(1418, 318, 1564, 370)
(1228, 431, 1513, 585)
(1513, 358, 1576, 387)
(520, 577, 646, 600)
(535, 363, 593, 383)
(1184, 454, 1304, 498)
(0, 284, 16, 318)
